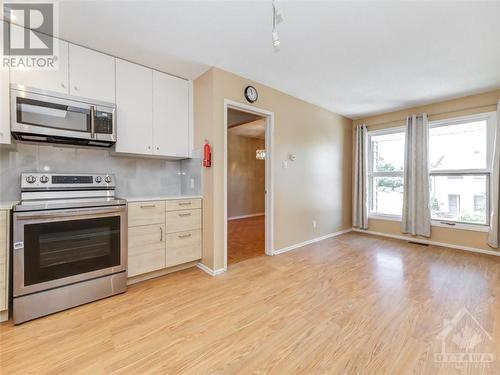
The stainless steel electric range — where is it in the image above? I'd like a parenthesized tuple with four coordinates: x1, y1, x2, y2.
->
(12, 173, 127, 324)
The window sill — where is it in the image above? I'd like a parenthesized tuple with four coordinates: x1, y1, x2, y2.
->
(368, 215, 490, 233)
(430, 220, 490, 233)
(368, 214, 402, 222)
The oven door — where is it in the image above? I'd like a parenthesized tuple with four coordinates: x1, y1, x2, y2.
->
(10, 87, 116, 143)
(13, 205, 127, 297)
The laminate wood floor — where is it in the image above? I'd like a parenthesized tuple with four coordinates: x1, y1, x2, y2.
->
(1, 232, 499, 374)
(227, 215, 265, 265)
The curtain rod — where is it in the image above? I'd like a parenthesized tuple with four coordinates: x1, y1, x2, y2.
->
(361, 102, 498, 127)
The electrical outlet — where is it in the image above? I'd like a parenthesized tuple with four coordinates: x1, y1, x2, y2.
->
(312, 220, 317, 229)
(282, 161, 288, 169)
(190, 178, 194, 189)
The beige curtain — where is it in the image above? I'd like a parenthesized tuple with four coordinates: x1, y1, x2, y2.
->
(353, 124, 368, 230)
(401, 114, 431, 237)
(488, 101, 500, 248)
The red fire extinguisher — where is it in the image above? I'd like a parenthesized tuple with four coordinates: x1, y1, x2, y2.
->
(203, 140, 212, 168)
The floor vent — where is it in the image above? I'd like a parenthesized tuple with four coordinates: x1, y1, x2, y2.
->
(408, 241, 429, 246)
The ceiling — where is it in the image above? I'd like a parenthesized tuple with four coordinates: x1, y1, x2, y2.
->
(227, 109, 263, 128)
(57, 1, 500, 119)
(228, 118, 266, 140)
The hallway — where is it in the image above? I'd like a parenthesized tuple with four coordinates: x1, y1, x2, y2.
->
(227, 215, 265, 265)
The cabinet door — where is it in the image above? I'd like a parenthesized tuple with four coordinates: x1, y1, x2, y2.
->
(152, 71, 189, 157)
(115, 59, 153, 155)
(0, 67, 9, 145)
(9, 24, 69, 94)
(128, 224, 166, 277)
(69, 44, 115, 103)
(0, 22, 10, 145)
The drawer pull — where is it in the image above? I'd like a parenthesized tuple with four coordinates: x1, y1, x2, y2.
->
(160, 227, 163, 242)
(178, 213, 192, 217)
(178, 202, 192, 206)
(140, 204, 156, 209)
(178, 233, 192, 239)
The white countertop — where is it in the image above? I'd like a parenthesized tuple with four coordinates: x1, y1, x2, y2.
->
(122, 195, 202, 203)
(0, 201, 17, 210)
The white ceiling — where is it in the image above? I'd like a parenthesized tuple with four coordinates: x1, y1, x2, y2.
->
(58, 1, 500, 118)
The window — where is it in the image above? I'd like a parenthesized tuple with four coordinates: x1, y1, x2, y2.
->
(447, 194, 460, 214)
(474, 195, 486, 214)
(368, 128, 405, 217)
(429, 112, 496, 226)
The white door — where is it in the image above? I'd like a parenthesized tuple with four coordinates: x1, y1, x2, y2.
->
(115, 59, 153, 155)
(9, 25, 69, 94)
(152, 71, 189, 157)
(69, 44, 115, 103)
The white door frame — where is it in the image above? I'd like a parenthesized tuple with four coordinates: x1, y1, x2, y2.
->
(223, 99, 275, 270)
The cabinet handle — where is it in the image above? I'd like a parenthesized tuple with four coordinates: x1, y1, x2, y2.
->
(74, 86, 78, 91)
(60, 83, 65, 88)
(178, 233, 192, 239)
(178, 202, 192, 206)
(160, 227, 163, 242)
(140, 204, 156, 209)
(178, 213, 191, 217)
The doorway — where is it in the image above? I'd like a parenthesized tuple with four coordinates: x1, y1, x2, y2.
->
(224, 100, 274, 269)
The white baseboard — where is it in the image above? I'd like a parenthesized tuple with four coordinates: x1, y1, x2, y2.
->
(273, 228, 353, 255)
(228, 213, 264, 221)
(352, 228, 500, 257)
(196, 262, 226, 276)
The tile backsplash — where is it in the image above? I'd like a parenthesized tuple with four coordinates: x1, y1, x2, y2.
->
(0, 143, 202, 201)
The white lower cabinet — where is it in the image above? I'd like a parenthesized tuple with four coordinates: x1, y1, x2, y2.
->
(127, 198, 202, 278)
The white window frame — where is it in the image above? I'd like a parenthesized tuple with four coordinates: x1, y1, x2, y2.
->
(429, 111, 496, 230)
(367, 126, 405, 220)
(366, 111, 496, 233)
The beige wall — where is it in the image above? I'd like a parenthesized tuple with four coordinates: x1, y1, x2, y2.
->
(354, 89, 500, 252)
(194, 68, 353, 270)
(227, 134, 265, 218)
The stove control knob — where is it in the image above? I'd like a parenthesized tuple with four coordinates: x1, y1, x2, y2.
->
(95, 176, 102, 183)
(40, 175, 49, 183)
(104, 175, 112, 183)
(26, 175, 37, 184)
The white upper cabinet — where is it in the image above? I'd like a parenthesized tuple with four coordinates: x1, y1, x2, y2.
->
(9, 24, 69, 94)
(152, 71, 189, 158)
(0, 21, 10, 145)
(69, 44, 115, 103)
(115, 59, 153, 155)
(0, 66, 9, 145)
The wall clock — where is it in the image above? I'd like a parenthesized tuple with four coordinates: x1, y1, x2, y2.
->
(244, 86, 258, 103)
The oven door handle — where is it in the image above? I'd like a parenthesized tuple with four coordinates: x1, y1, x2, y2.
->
(15, 206, 125, 221)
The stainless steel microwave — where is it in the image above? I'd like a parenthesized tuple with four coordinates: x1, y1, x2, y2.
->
(10, 85, 116, 147)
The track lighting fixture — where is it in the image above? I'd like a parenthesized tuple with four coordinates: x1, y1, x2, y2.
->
(272, 0, 283, 50)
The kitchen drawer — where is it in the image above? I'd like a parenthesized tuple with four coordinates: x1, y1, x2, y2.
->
(166, 230, 202, 267)
(166, 199, 201, 212)
(128, 201, 165, 227)
(128, 224, 166, 277)
(166, 209, 201, 233)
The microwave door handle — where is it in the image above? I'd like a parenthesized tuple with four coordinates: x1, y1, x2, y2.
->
(90, 105, 96, 139)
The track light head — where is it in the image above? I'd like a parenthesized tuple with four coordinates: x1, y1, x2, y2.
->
(275, 6, 284, 24)
(272, 30, 280, 47)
